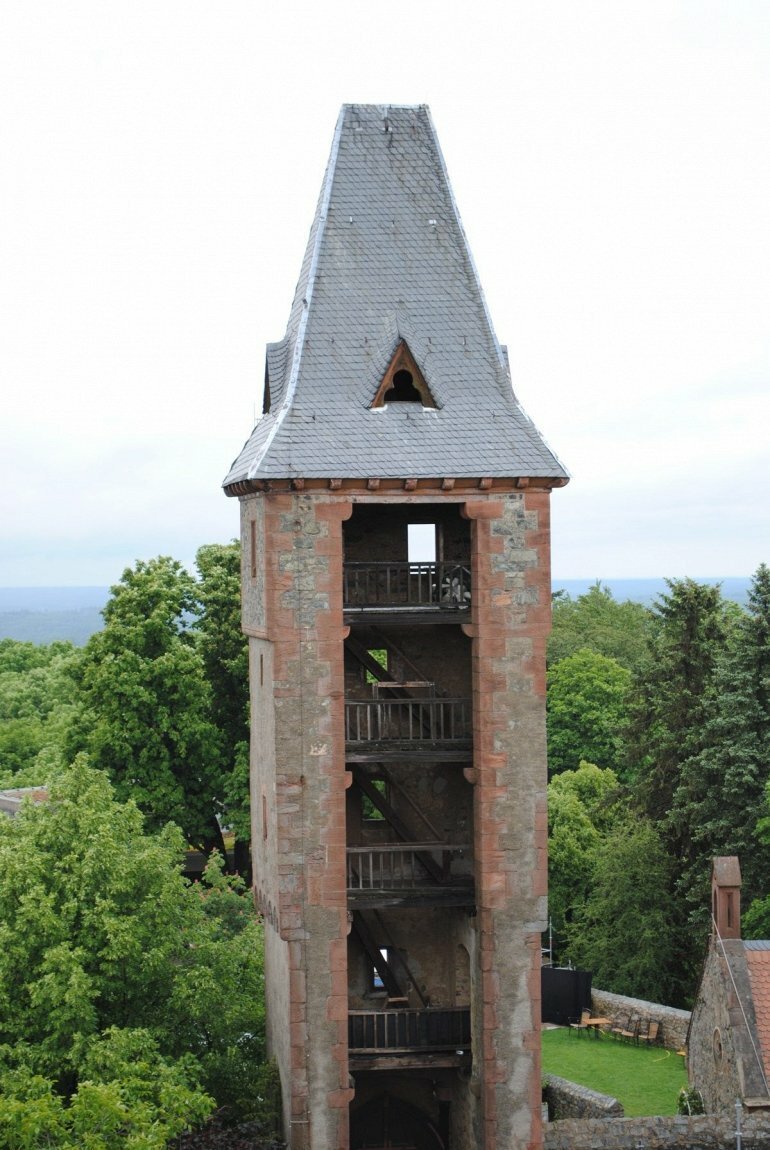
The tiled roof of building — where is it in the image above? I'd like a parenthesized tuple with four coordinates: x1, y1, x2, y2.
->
(224, 104, 568, 489)
(746, 945, 770, 1081)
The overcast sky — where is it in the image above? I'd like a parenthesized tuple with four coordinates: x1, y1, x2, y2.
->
(1, 1, 768, 586)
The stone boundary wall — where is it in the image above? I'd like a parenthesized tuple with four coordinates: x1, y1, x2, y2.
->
(543, 1075, 623, 1120)
(544, 1113, 770, 1150)
(591, 988, 691, 1051)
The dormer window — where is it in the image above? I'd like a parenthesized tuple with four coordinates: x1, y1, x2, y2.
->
(371, 340, 437, 409)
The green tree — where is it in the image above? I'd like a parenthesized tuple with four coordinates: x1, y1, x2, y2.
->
(547, 649, 631, 776)
(624, 579, 732, 997)
(194, 542, 251, 871)
(549, 583, 652, 671)
(675, 564, 770, 910)
(0, 1029, 213, 1149)
(0, 640, 81, 782)
(0, 759, 269, 1136)
(628, 578, 729, 822)
(547, 762, 622, 954)
(567, 817, 678, 1003)
(70, 558, 225, 852)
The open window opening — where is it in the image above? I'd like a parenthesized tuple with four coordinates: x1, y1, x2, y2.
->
(408, 524, 436, 563)
(365, 648, 389, 685)
(372, 947, 391, 990)
(362, 777, 388, 821)
(384, 369, 421, 403)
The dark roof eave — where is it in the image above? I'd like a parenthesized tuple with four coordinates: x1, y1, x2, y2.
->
(223, 475, 569, 498)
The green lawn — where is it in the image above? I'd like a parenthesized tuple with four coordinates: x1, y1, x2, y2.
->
(542, 1027, 688, 1117)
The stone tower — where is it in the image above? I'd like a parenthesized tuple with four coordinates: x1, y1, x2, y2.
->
(224, 104, 568, 1150)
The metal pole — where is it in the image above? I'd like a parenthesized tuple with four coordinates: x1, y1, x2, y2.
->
(735, 1099, 742, 1150)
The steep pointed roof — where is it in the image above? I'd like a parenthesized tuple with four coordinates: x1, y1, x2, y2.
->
(224, 104, 568, 491)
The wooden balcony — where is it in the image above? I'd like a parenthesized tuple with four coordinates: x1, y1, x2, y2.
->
(345, 698, 471, 762)
(343, 561, 471, 624)
(348, 1007, 471, 1070)
(347, 843, 474, 908)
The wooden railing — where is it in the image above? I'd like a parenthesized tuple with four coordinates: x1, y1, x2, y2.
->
(343, 562, 471, 610)
(348, 1007, 471, 1052)
(345, 698, 471, 744)
(347, 843, 470, 890)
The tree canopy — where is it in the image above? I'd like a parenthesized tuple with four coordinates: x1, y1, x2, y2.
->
(549, 583, 651, 671)
(547, 649, 631, 777)
(546, 570, 770, 1005)
(0, 759, 270, 1143)
(67, 549, 249, 862)
(0, 639, 81, 783)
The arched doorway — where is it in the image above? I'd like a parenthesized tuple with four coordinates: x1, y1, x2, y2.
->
(350, 1093, 445, 1150)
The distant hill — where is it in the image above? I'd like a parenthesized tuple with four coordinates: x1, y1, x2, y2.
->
(0, 588, 109, 646)
(553, 577, 751, 606)
(0, 578, 754, 646)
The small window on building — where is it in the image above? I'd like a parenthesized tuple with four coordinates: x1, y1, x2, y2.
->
(370, 340, 437, 408)
(250, 520, 257, 580)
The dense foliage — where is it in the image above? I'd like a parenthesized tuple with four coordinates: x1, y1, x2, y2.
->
(0, 546, 267, 1144)
(0, 639, 81, 784)
(547, 650, 631, 777)
(548, 568, 770, 1006)
(0, 761, 270, 1145)
(62, 545, 249, 862)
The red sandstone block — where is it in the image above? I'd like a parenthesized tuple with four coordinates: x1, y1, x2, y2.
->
(484, 982, 501, 1006)
(328, 944, 348, 972)
(483, 1004, 498, 1030)
(306, 875, 321, 903)
(290, 1062, 307, 1089)
(330, 970, 348, 998)
(533, 854, 547, 897)
(326, 996, 348, 1022)
(484, 1084, 497, 1120)
(320, 892, 347, 911)
(327, 1088, 356, 1108)
(473, 637, 507, 659)
(463, 500, 505, 520)
(290, 1022, 308, 1047)
(265, 493, 296, 509)
(316, 618, 345, 640)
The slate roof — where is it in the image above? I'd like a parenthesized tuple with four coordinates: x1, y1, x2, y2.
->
(224, 104, 568, 489)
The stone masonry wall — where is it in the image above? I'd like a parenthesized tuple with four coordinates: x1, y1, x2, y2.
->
(250, 492, 353, 1150)
(543, 1075, 623, 1120)
(544, 1114, 770, 1150)
(687, 939, 768, 1113)
(460, 489, 552, 1150)
(591, 989, 690, 1051)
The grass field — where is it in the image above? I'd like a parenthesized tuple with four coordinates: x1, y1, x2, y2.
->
(542, 1027, 688, 1117)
